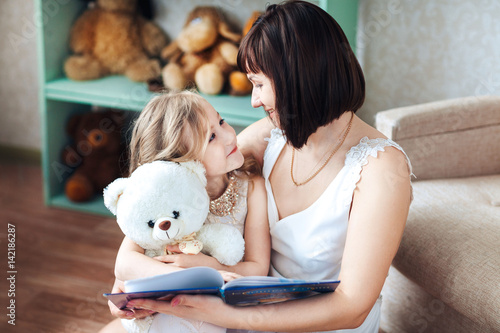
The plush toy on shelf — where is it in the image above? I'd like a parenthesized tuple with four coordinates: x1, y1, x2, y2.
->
(61, 110, 126, 203)
(226, 10, 263, 95)
(64, 0, 168, 82)
(160, 6, 252, 95)
(242, 11, 262, 36)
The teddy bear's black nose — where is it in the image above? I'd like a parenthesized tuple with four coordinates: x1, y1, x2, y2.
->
(158, 220, 171, 231)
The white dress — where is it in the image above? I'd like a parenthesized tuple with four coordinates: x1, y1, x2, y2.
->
(263, 129, 412, 333)
(147, 177, 249, 333)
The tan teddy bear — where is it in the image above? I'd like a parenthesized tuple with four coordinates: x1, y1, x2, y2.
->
(161, 6, 251, 95)
(64, 0, 168, 82)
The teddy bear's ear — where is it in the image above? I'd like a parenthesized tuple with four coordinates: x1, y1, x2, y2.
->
(103, 177, 129, 215)
(180, 161, 207, 186)
(218, 21, 241, 43)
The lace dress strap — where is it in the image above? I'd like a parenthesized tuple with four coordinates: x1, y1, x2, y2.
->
(342, 137, 414, 207)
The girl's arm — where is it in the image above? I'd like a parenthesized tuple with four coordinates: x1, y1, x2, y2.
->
(124, 147, 412, 331)
(114, 236, 183, 281)
(155, 175, 271, 277)
(233, 175, 270, 276)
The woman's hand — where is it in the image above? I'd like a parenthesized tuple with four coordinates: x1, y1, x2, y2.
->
(126, 295, 237, 328)
(108, 278, 156, 320)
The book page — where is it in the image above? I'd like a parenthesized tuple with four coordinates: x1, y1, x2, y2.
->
(223, 276, 310, 289)
(124, 266, 224, 293)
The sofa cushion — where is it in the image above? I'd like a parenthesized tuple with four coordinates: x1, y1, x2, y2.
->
(393, 174, 500, 330)
(376, 96, 500, 180)
(382, 266, 488, 333)
(376, 96, 500, 141)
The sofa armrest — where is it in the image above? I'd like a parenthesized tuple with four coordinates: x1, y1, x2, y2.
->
(376, 96, 500, 180)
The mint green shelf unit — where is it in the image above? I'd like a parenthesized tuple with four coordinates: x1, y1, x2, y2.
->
(35, 0, 358, 216)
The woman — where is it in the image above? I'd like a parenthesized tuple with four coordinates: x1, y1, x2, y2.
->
(111, 1, 412, 332)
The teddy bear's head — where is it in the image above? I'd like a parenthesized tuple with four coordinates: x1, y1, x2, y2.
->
(65, 111, 124, 157)
(177, 6, 240, 53)
(103, 160, 209, 251)
(62, 110, 127, 202)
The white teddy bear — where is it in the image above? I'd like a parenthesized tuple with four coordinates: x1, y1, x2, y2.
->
(103, 160, 245, 332)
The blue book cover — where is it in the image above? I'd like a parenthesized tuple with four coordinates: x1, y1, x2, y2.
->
(104, 266, 340, 309)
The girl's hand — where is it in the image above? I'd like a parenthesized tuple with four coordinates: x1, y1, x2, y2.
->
(218, 270, 242, 282)
(164, 244, 182, 253)
(154, 251, 218, 269)
(108, 278, 156, 320)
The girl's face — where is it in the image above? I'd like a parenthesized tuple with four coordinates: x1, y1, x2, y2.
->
(200, 99, 244, 178)
(247, 72, 278, 125)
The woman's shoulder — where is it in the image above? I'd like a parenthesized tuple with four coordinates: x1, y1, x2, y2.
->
(344, 117, 413, 184)
(345, 117, 408, 164)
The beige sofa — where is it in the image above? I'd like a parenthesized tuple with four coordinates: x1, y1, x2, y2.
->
(375, 96, 500, 333)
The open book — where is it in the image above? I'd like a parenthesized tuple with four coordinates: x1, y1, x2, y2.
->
(104, 267, 340, 309)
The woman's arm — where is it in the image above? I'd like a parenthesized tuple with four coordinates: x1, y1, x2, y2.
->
(236, 117, 275, 167)
(124, 147, 412, 331)
(154, 176, 271, 277)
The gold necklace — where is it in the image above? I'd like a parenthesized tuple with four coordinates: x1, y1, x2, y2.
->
(209, 173, 239, 216)
(290, 112, 354, 186)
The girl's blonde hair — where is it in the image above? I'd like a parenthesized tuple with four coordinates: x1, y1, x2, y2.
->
(128, 90, 261, 178)
(128, 90, 209, 175)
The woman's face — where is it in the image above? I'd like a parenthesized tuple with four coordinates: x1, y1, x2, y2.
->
(247, 72, 278, 125)
(199, 99, 244, 178)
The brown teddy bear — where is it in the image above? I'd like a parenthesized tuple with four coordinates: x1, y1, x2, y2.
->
(64, 0, 168, 82)
(161, 6, 252, 95)
(61, 110, 127, 203)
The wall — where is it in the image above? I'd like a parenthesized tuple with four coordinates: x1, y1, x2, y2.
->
(357, 0, 500, 124)
(0, 1, 40, 151)
(0, 0, 316, 152)
(2, 0, 499, 150)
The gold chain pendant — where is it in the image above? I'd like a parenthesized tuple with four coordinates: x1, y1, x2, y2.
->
(291, 112, 353, 186)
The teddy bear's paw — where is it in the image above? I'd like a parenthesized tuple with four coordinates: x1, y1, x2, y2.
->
(198, 223, 245, 266)
(162, 63, 188, 91)
(126, 59, 161, 82)
(65, 173, 94, 202)
(64, 55, 107, 81)
(218, 42, 239, 66)
(179, 240, 203, 255)
(195, 64, 224, 95)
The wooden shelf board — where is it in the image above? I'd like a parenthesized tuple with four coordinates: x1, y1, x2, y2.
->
(45, 76, 266, 126)
(50, 193, 113, 217)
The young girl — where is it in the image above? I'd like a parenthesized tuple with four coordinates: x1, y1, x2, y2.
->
(102, 90, 270, 333)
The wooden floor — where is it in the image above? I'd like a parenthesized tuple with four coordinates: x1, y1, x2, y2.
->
(0, 160, 124, 333)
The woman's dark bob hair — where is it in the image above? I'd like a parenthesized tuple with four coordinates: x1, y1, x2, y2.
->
(237, 0, 365, 148)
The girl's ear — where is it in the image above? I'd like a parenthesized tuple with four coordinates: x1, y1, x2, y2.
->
(180, 160, 207, 186)
(103, 178, 129, 215)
